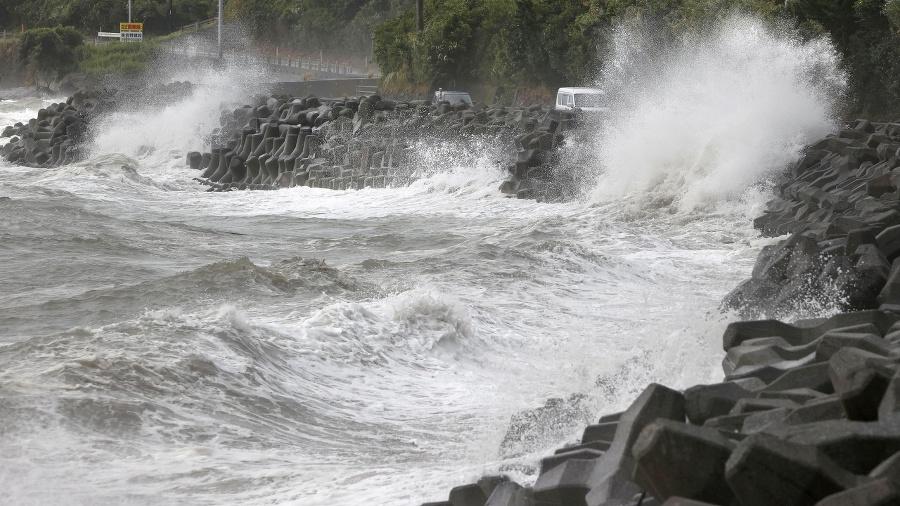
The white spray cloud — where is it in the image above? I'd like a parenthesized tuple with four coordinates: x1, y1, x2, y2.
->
(587, 14, 846, 212)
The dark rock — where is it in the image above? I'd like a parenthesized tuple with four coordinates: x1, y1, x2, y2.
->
(878, 368, 900, 421)
(765, 419, 900, 474)
(582, 422, 618, 444)
(724, 433, 856, 506)
(869, 451, 900, 480)
(780, 396, 847, 425)
(684, 379, 762, 425)
(828, 347, 899, 420)
(485, 482, 533, 506)
(541, 449, 604, 474)
(813, 478, 900, 506)
(449, 483, 487, 506)
(631, 420, 736, 505)
(583, 384, 685, 506)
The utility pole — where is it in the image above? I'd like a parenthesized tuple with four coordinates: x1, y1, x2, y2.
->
(416, 0, 423, 32)
(218, 0, 223, 59)
(128, 0, 131, 22)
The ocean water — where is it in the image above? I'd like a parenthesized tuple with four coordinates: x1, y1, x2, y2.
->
(0, 15, 844, 506)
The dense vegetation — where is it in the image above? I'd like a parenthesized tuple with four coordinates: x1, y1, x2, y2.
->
(18, 25, 82, 87)
(373, 0, 900, 117)
(224, 0, 416, 57)
(2, 0, 899, 115)
(0, 0, 217, 35)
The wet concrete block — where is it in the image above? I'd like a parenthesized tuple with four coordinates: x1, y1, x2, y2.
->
(729, 397, 799, 415)
(869, 451, 900, 480)
(814, 478, 900, 506)
(583, 384, 685, 506)
(723, 320, 808, 350)
(485, 482, 533, 506)
(725, 433, 856, 506)
(815, 330, 891, 362)
(684, 379, 761, 425)
(725, 354, 817, 384)
(631, 420, 736, 505)
(740, 406, 792, 434)
(761, 362, 834, 394)
(532, 458, 596, 506)
(878, 368, 900, 421)
(659, 498, 720, 506)
(757, 387, 826, 404)
(449, 483, 487, 506)
(766, 419, 900, 474)
(582, 422, 618, 444)
(877, 225, 900, 262)
(541, 449, 604, 474)
(828, 347, 899, 420)
(780, 396, 846, 425)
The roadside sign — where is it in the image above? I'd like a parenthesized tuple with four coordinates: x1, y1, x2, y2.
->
(118, 21, 143, 42)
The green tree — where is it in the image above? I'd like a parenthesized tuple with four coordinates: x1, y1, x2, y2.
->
(18, 25, 82, 87)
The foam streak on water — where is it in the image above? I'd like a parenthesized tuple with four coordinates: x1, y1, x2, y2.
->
(0, 15, 843, 506)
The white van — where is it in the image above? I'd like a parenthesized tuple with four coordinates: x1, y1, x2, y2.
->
(434, 89, 473, 105)
(555, 87, 608, 113)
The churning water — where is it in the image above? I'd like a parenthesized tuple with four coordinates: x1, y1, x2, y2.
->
(0, 15, 844, 506)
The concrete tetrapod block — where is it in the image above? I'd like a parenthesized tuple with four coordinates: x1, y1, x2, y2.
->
(725, 433, 857, 506)
(631, 420, 737, 505)
(764, 419, 900, 474)
(531, 458, 596, 506)
(583, 384, 686, 506)
(449, 483, 488, 506)
(660, 498, 722, 506)
(684, 380, 761, 424)
(485, 482, 534, 506)
(879, 369, 900, 421)
(828, 347, 899, 421)
(813, 478, 900, 506)
(762, 362, 834, 394)
(780, 396, 847, 426)
(541, 449, 604, 475)
(869, 451, 900, 480)
(582, 421, 618, 444)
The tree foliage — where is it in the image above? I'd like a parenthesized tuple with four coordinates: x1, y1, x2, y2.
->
(2, 0, 217, 36)
(19, 25, 82, 87)
(370, 0, 900, 116)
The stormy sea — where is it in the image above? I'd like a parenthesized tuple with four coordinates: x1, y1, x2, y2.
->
(0, 16, 845, 506)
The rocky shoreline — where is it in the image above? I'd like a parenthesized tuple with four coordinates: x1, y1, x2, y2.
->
(418, 119, 900, 505)
(3, 90, 899, 505)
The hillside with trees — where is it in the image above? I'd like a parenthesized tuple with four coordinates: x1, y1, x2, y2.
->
(1, 0, 898, 116)
(374, 0, 900, 117)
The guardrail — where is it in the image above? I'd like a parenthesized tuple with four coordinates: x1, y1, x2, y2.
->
(179, 17, 218, 33)
(165, 46, 375, 77)
(356, 85, 378, 95)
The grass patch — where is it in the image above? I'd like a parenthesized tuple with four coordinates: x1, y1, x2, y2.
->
(78, 41, 157, 76)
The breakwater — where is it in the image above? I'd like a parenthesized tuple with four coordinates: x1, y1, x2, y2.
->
(183, 92, 587, 203)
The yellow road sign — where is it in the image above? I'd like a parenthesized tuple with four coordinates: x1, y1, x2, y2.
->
(120, 22, 143, 32)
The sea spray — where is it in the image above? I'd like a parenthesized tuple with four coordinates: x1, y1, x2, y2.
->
(87, 29, 271, 162)
(586, 13, 846, 213)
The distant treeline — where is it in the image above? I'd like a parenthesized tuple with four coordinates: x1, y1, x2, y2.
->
(373, 0, 900, 118)
(0, 0, 218, 35)
(3, 0, 899, 116)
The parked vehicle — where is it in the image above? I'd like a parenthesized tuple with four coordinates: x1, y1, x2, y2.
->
(434, 89, 473, 105)
(555, 87, 608, 113)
